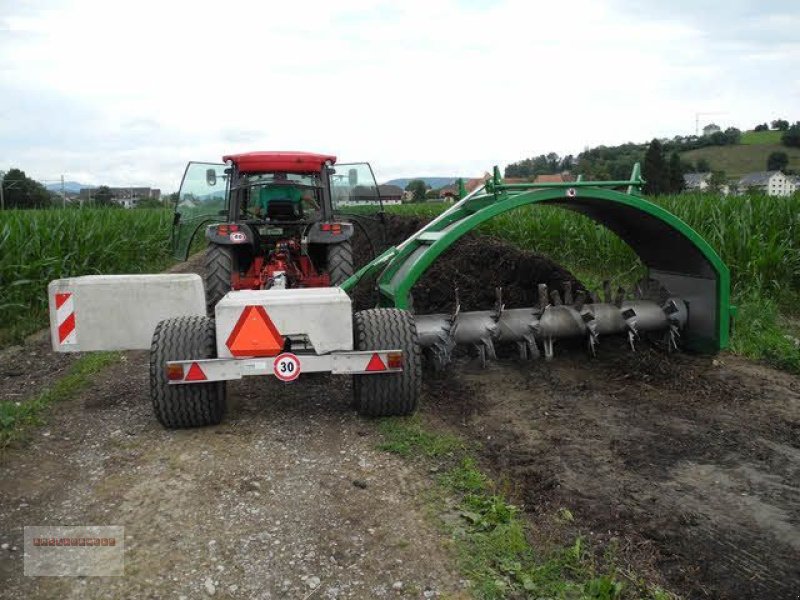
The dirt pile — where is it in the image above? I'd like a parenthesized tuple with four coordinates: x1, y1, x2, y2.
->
(350, 214, 584, 312)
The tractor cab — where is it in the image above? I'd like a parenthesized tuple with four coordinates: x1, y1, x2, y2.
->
(171, 151, 384, 313)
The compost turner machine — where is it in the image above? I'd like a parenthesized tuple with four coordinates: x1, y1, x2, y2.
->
(47, 152, 731, 429)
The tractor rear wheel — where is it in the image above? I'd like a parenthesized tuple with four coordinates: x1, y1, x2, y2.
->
(204, 244, 235, 315)
(352, 309, 421, 417)
(149, 316, 227, 429)
(327, 241, 354, 286)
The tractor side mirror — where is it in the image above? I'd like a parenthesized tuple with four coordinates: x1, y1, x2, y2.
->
(206, 169, 217, 187)
(348, 168, 358, 186)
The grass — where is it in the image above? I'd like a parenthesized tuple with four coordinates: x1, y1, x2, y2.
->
(0, 208, 174, 345)
(0, 352, 120, 448)
(680, 144, 800, 177)
(384, 194, 800, 373)
(740, 130, 783, 145)
(378, 417, 675, 599)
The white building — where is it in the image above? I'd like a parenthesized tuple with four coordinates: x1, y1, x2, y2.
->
(683, 172, 712, 191)
(737, 171, 795, 197)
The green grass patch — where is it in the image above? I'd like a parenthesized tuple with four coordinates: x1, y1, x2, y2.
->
(740, 130, 783, 145)
(680, 143, 800, 177)
(0, 352, 120, 447)
(378, 418, 674, 599)
(731, 296, 800, 373)
(378, 415, 463, 457)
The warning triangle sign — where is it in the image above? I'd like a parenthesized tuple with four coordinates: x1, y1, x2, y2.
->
(226, 305, 284, 357)
(365, 353, 387, 372)
(185, 362, 207, 381)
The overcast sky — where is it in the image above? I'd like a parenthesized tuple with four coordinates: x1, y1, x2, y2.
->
(1, 0, 798, 191)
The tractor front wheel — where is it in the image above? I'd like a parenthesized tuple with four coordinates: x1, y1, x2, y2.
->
(204, 243, 235, 315)
(352, 309, 421, 417)
(149, 316, 227, 429)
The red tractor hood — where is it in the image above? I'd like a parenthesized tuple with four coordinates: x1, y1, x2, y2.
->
(223, 151, 337, 174)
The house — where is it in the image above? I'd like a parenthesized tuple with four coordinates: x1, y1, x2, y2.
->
(438, 185, 458, 201)
(737, 171, 794, 197)
(79, 186, 161, 208)
(703, 123, 721, 136)
(683, 172, 712, 191)
(336, 184, 402, 206)
(787, 175, 800, 195)
(377, 184, 403, 205)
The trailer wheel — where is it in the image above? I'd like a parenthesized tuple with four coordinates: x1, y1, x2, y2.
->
(327, 240, 354, 286)
(204, 243, 235, 315)
(149, 316, 227, 429)
(353, 309, 421, 417)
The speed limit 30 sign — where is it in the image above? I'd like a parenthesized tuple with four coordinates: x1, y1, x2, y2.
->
(273, 353, 301, 382)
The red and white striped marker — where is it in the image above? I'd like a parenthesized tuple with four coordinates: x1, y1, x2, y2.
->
(55, 292, 77, 345)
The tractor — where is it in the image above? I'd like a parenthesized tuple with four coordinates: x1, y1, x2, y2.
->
(47, 154, 733, 430)
(171, 152, 381, 314)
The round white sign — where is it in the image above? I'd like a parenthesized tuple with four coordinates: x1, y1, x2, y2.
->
(273, 353, 301, 382)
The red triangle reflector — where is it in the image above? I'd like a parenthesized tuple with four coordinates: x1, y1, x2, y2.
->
(226, 305, 284, 357)
(185, 362, 207, 381)
(365, 353, 387, 372)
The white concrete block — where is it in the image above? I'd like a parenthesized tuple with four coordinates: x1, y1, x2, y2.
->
(48, 274, 206, 352)
(215, 288, 353, 357)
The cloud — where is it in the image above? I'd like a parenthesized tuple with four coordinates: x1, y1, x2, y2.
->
(0, 0, 798, 190)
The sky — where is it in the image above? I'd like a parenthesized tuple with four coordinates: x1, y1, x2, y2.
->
(1, 0, 798, 192)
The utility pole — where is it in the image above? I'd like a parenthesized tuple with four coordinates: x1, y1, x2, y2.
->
(0, 170, 5, 210)
(61, 174, 66, 208)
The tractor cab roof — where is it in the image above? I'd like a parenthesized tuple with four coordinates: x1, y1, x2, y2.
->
(223, 151, 337, 175)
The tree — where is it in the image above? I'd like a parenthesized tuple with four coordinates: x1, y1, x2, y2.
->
(1, 168, 53, 209)
(709, 131, 727, 146)
(723, 127, 741, 145)
(771, 119, 790, 131)
(767, 151, 789, 171)
(642, 139, 668, 195)
(404, 179, 428, 203)
(708, 171, 728, 194)
(695, 158, 712, 172)
(781, 123, 800, 149)
(94, 185, 114, 206)
(667, 152, 685, 193)
(754, 123, 769, 132)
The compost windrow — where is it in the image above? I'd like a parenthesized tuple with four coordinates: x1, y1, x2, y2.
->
(351, 214, 585, 312)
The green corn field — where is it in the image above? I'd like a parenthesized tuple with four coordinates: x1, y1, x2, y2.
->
(386, 193, 800, 298)
(0, 194, 797, 369)
(0, 208, 174, 343)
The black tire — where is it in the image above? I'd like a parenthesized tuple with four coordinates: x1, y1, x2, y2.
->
(327, 241, 354, 286)
(149, 316, 227, 429)
(352, 309, 421, 417)
(204, 244, 235, 315)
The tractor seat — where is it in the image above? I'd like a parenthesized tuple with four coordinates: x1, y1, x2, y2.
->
(267, 199, 303, 221)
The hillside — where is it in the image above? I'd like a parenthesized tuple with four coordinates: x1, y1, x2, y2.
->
(681, 143, 800, 178)
(44, 181, 94, 193)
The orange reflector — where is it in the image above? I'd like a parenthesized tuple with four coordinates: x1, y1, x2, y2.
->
(365, 353, 387, 372)
(226, 305, 284, 357)
(387, 351, 403, 369)
(185, 362, 207, 381)
(166, 363, 184, 381)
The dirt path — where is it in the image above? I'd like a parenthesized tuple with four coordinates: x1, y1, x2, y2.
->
(0, 355, 463, 599)
(422, 348, 800, 599)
